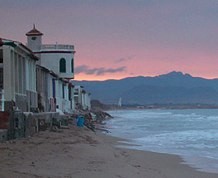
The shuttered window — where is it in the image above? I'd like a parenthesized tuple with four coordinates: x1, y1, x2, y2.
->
(59, 58, 66, 73)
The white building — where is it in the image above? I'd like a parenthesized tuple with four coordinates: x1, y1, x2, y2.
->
(26, 25, 76, 113)
(36, 65, 54, 112)
(26, 25, 75, 79)
(0, 38, 38, 112)
(74, 86, 91, 110)
(36, 65, 75, 113)
(83, 91, 91, 110)
(53, 78, 75, 113)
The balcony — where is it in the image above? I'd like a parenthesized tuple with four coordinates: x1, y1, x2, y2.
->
(41, 44, 75, 51)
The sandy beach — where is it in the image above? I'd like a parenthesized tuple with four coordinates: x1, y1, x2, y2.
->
(0, 126, 218, 178)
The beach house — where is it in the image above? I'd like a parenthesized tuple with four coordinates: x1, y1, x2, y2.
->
(74, 86, 91, 110)
(0, 26, 93, 141)
(26, 25, 76, 113)
(0, 38, 38, 112)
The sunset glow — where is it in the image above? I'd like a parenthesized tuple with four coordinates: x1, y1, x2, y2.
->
(1, 0, 218, 80)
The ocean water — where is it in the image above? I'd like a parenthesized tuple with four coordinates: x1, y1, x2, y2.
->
(105, 109, 218, 174)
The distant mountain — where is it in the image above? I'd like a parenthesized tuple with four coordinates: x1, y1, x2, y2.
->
(74, 71, 218, 105)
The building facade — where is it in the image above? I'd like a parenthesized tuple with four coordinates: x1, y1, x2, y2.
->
(74, 85, 91, 110)
(26, 25, 75, 79)
(0, 26, 91, 113)
(0, 38, 38, 112)
(26, 25, 77, 112)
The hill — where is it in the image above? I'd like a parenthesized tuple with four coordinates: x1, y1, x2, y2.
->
(74, 71, 218, 105)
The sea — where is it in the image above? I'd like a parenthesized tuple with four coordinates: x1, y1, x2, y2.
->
(105, 109, 218, 174)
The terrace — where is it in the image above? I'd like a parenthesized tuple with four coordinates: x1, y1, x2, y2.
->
(41, 44, 74, 51)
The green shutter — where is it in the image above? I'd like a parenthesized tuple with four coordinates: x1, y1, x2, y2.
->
(59, 58, 66, 73)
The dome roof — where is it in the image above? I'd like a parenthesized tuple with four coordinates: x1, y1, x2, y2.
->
(26, 24, 43, 36)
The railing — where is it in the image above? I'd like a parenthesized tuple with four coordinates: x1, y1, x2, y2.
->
(41, 44, 74, 50)
(0, 89, 4, 111)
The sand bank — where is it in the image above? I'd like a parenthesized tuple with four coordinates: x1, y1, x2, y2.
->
(0, 126, 217, 178)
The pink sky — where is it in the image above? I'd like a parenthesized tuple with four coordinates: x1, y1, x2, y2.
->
(1, 0, 218, 80)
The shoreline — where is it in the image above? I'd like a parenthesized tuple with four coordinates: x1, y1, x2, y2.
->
(110, 136, 218, 175)
(106, 132, 218, 175)
(0, 126, 218, 178)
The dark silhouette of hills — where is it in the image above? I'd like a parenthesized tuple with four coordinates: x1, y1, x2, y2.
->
(74, 71, 218, 105)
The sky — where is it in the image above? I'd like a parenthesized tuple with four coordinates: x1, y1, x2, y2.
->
(1, 0, 218, 81)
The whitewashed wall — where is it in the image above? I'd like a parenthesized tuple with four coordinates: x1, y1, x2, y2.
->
(40, 51, 74, 79)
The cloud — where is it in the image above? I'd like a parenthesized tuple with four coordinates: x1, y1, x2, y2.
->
(75, 65, 126, 75)
(115, 55, 135, 63)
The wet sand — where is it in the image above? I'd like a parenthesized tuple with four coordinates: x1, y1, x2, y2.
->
(0, 126, 218, 178)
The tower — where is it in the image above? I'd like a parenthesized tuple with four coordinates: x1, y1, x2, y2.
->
(26, 25, 75, 79)
(26, 24, 43, 52)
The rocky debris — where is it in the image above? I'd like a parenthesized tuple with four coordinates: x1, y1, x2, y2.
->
(71, 109, 113, 133)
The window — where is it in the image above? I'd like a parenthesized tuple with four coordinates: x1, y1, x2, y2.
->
(59, 58, 66, 73)
(71, 58, 74, 73)
(68, 85, 71, 100)
(31, 37, 37, 40)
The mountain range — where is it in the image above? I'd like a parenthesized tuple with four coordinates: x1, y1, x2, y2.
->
(74, 71, 218, 105)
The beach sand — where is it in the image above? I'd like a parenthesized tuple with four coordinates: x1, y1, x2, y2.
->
(0, 126, 218, 178)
